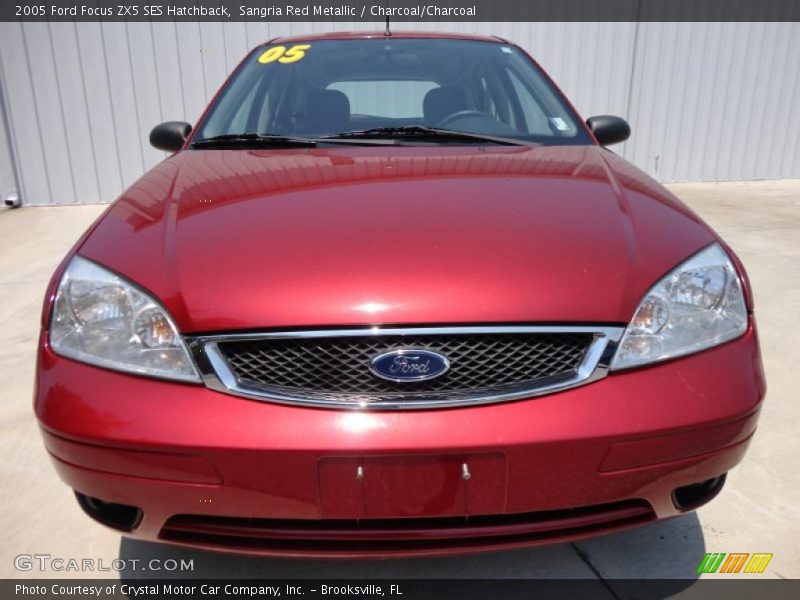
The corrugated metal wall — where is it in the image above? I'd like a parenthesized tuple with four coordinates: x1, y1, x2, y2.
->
(0, 21, 798, 205)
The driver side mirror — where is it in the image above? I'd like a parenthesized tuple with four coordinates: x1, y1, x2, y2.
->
(150, 121, 192, 152)
(586, 115, 630, 146)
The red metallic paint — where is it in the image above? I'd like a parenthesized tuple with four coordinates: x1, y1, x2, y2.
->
(271, 31, 507, 44)
(36, 322, 764, 555)
(35, 32, 765, 556)
(74, 145, 716, 333)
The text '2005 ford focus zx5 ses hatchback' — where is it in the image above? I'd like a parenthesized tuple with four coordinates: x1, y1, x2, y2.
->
(35, 32, 765, 557)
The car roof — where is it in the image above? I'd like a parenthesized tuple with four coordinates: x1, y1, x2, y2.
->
(269, 31, 506, 45)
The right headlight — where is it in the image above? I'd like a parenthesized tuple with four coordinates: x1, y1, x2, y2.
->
(611, 243, 748, 370)
(49, 256, 199, 382)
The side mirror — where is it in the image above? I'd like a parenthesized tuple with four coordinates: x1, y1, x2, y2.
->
(586, 115, 630, 146)
(149, 121, 191, 152)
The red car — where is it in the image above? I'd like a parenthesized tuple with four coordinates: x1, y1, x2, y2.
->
(35, 32, 764, 557)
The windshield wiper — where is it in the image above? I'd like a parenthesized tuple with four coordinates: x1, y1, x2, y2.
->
(192, 133, 319, 149)
(191, 132, 405, 148)
(320, 126, 535, 146)
(192, 128, 535, 148)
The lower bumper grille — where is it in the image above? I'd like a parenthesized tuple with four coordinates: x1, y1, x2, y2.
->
(189, 326, 623, 409)
(160, 500, 654, 556)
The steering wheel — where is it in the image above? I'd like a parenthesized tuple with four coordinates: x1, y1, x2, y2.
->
(436, 110, 492, 128)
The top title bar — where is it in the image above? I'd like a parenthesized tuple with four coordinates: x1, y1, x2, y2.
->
(4, 1, 800, 22)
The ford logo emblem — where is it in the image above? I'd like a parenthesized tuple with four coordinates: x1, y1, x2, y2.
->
(370, 349, 450, 383)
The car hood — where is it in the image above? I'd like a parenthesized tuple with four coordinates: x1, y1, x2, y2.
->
(79, 145, 715, 332)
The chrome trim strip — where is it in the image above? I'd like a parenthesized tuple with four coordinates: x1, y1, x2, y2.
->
(186, 325, 624, 410)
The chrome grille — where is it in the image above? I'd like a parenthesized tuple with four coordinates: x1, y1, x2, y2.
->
(190, 326, 623, 409)
(220, 333, 589, 393)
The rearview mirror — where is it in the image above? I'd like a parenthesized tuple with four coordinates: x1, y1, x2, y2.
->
(586, 115, 630, 146)
(149, 121, 192, 152)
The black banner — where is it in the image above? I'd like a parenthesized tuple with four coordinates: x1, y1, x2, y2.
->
(3, 0, 800, 22)
(3, 580, 800, 600)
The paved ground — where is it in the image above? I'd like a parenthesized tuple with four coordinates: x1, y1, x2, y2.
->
(1, 180, 798, 588)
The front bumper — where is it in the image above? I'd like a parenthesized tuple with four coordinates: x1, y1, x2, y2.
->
(35, 325, 765, 557)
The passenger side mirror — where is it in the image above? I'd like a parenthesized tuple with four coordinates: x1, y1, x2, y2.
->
(149, 121, 192, 152)
(585, 115, 630, 146)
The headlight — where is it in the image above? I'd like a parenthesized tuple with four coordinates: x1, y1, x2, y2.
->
(611, 243, 748, 370)
(49, 256, 200, 382)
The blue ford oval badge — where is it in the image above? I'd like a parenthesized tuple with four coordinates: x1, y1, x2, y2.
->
(370, 349, 450, 383)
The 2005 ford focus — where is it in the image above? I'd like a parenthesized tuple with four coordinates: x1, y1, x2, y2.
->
(35, 32, 765, 557)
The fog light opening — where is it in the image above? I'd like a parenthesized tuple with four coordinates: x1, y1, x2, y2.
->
(75, 492, 143, 531)
(672, 474, 727, 511)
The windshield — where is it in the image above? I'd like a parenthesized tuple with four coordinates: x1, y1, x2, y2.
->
(193, 38, 592, 146)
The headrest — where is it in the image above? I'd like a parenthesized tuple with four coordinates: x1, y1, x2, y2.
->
(423, 87, 469, 126)
(306, 89, 351, 133)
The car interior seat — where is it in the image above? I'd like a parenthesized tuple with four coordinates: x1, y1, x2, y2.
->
(304, 89, 351, 134)
(423, 87, 470, 126)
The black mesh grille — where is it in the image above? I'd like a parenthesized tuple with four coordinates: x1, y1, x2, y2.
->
(215, 332, 592, 404)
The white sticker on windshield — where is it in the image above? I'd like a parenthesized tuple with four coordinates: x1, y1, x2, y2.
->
(550, 117, 569, 131)
(501, 46, 513, 53)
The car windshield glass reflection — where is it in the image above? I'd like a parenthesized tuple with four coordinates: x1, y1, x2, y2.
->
(193, 39, 591, 146)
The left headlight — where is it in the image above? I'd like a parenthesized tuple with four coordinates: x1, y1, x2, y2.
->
(611, 243, 748, 370)
(49, 256, 200, 382)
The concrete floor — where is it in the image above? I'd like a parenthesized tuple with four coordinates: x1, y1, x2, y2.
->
(1, 180, 798, 587)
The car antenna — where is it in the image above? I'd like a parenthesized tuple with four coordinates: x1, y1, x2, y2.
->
(385, 16, 391, 37)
